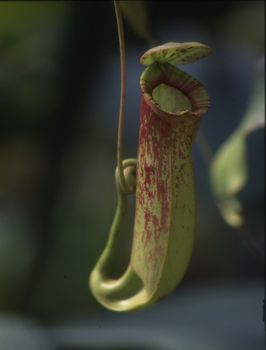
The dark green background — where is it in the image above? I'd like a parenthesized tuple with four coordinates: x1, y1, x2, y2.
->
(0, 1, 264, 349)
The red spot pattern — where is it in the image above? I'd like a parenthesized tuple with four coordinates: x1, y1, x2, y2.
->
(136, 96, 172, 247)
(130, 65, 210, 289)
(132, 94, 200, 281)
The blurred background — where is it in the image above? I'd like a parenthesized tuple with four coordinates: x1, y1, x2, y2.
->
(0, 1, 264, 349)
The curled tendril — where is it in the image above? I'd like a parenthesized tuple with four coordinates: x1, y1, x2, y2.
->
(89, 44, 210, 311)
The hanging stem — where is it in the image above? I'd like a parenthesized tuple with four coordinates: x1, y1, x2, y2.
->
(114, 0, 128, 194)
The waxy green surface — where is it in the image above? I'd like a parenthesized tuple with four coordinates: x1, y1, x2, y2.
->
(140, 42, 211, 66)
(89, 42, 211, 312)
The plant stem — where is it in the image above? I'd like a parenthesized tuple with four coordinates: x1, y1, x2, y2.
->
(114, 0, 128, 193)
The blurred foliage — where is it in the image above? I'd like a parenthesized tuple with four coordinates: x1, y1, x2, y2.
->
(0, 1, 69, 311)
(0, 1, 65, 35)
(120, 0, 154, 45)
(210, 59, 265, 227)
(0, 2, 264, 346)
(0, 1, 68, 130)
(221, 1, 264, 54)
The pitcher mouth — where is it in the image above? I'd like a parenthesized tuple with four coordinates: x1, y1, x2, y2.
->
(140, 62, 210, 122)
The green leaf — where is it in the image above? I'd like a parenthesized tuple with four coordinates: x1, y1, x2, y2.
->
(210, 132, 247, 199)
(119, 0, 153, 43)
(210, 58, 265, 227)
(240, 59, 265, 133)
